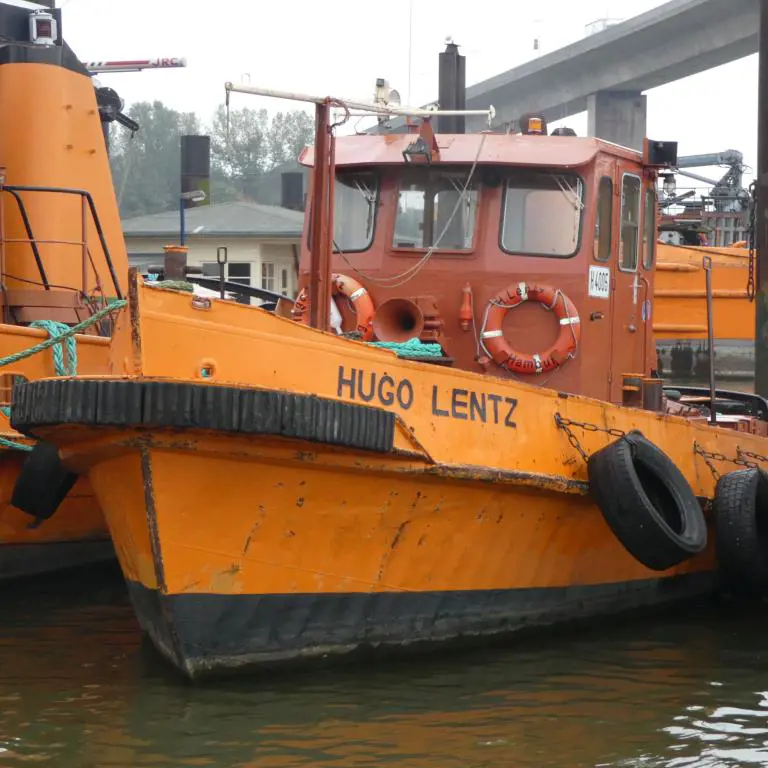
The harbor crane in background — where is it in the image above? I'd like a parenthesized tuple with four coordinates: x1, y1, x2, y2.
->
(660, 150, 749, 212)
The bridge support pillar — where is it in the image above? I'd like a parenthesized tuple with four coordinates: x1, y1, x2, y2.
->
(587, 90, 647, 151)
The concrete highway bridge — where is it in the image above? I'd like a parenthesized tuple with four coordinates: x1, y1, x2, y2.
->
(387, 0, 758, 149)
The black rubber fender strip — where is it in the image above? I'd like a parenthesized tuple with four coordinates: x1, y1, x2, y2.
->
(587, 430, 707, 572)
(10, 379, 396, 455)
(714, 467, 768, 593)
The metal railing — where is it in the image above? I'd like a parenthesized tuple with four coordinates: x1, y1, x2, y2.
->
(0, 185, 123, 301)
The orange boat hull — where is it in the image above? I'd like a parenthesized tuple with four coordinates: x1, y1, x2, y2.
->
(84, 434, 714, 676)
(0, 327, 114, 579)
(0, 450, 110, 579)
(17, 277, 768, 677)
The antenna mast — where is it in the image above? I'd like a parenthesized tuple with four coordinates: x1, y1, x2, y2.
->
(407, 0, 413, 105)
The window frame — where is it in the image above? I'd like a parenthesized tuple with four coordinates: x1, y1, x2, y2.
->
(594, 175, 613, 263)
(201, 260, 252, 305)
(497, 169, 585, 259)
(305, 169, 380, 255)
(260, 262, 275, 292)
(618, 172, 642, 274)
(279, 266, 290, 296)
(390, 166, 481, 256)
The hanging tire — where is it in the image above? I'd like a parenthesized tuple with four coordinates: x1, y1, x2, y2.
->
(714, 468, 768, 593)
(587, 431, 707, 571)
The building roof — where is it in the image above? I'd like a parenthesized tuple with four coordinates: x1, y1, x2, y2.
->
(122, 201, 304, 239)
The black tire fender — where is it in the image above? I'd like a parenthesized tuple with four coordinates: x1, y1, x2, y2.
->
(10, 441, 79, 522)
(587, 431, 707, 571)
(714, 467, 768, 592)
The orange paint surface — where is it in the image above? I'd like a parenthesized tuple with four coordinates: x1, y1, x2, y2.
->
(0, 63, 128, 296)
(0, 60, 129, 555)
(34, 275, 768, 601)
(654, 244, 752, 341)
(0, 329, 112, 546)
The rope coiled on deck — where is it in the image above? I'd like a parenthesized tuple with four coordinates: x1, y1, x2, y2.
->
(366, 338, 444, 358)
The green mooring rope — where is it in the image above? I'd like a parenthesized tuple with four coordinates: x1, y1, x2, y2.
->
(29, 320, 77, 377)
(366, 337, 444, 358)
(149, 280, 194, 292)
(0, 300, 127, 452)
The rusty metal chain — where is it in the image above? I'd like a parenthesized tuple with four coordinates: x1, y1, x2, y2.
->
(556, 419, 768, 481)
(748, 180, 757, 302)
(693, 441, 760, 481)
(736, 447, 768, 464)
(693, 442, 723, 480)
(554, 414, 626, 464)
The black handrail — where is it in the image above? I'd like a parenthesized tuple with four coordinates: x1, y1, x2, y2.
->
(185, 275, 296, 305)
(2, 185, 123, 300)
(2, 189, 49, 289)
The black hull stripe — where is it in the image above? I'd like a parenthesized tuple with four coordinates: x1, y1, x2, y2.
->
(128, 572, 716, 679)
(0, 540, 114, 581)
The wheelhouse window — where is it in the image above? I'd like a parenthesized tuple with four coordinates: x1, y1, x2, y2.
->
(333, 171, 379, 253)
(333, 171, 378, 252)
(392, 169, 479, 251)
(594, 176, 613, 262)
(620, 175, 641, 271)
(643, 186, 656, 270)
(308, 171, 378, 253)
(500, 171, 583, 257)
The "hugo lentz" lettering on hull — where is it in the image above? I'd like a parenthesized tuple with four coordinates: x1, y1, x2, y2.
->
(336, 366, 517, 428)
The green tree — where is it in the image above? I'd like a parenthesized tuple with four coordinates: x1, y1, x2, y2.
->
(274, 109, 314, 167)
(109, 101, 315, 218)
(210, 104, 270, 201)
(109, 101, 200, 218)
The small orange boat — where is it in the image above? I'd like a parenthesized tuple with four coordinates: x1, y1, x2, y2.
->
(0, 3, 130, 578)
(13, 64, 768, 678)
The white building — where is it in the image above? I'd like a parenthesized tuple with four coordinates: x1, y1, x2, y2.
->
(122, 201, 304, 302)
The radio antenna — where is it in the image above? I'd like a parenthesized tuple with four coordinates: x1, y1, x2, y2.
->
(407, 0, 413, 105)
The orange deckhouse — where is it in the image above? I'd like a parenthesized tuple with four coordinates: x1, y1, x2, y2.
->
(10, 73, 768, 679)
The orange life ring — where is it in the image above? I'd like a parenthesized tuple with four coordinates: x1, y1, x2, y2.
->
(291, 273, 375, 340)
(481, 282, 581, 375)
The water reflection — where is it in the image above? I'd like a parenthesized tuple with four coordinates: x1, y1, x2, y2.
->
(0, 569, 767, 766)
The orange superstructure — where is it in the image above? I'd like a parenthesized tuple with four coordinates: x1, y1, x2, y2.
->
(13, 73, 768, 680)
(0, 4, 131, 578)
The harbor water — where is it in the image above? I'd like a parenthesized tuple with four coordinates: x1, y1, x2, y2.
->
(1, 563, 768, 766)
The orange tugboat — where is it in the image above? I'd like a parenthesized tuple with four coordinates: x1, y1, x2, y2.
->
(12, 49, 768, 676)
(0, 2, 134, 579)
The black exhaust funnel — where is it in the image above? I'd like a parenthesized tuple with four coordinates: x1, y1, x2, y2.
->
(438, 41, 466, 134)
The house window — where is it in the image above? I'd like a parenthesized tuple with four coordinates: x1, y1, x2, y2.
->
(280, 267, 290, 296)
(261, 262, 275, 292)
(201, 261, 252, 305)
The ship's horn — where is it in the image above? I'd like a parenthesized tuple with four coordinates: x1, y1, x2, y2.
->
(372, 298, 425, 343)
